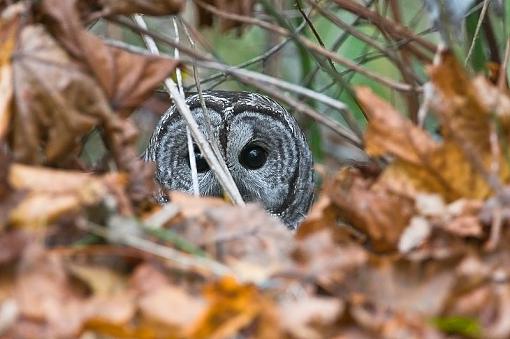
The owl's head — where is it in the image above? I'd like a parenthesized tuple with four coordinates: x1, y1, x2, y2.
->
(145, 91, 314, 229)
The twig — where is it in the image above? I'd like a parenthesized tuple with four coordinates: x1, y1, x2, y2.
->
(306, 0, 401, 68)
(169, 17, 200, 197)
(107, 18, 362, 145)
(485, 203, 502, 251)
(193, 0, 415, 92)
(465, 0, 491, 66)
(237, 75, 362, 148)
(265, 0, 363, 139)
(132, 14, 245, 205)
(499, 38, 510, 89)
(388, 0, 420, 121)
(184, 21, 306, 91)
(179, 18, 232, 193)
(301, 0, 377, 97)
(79, 220, 234, 277)
(331, 0, 436, 56)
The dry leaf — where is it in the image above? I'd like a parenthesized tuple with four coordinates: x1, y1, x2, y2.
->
(67, 263, 127, 296)
(327, 168, 415, 252)
(399, 217, 432, 253)
(0, 148, 23, 230)
(139, 285, 206, 330)
(0, 230, 29, 265)
(378, 143, 497, 200)
(293, 229, 367, 287)
(40, 0, 179, 117)
(279, 296, 344, 339)
(428, 51, 491, 153)
(13, 244, 87, 338)
(297, 195, 339, 238)
(0, 15, 16, 139)
(415, 194, 446, 217)
(169, 193, 293, 279)
(350, 300, 442, 339)
(8, 164, 126, 227)
(473, 76, 510, 133)
(188, 276, 280, 339)
(347, 259, 456, 316)
(442, 215, 483, 237)
(9, 164, 98, 192)
(12, 25, 115, 164)
(357, 86, 439, 164)
(196, 0, 255, 32)
(357, 85, 510, 201)
(129, 263, 173, 295)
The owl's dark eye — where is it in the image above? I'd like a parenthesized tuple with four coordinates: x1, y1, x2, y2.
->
(239, 144, 268, 170)
(188, 144, 209, 173)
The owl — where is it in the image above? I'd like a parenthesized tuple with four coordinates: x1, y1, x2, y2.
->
(145, 91, 314, 229)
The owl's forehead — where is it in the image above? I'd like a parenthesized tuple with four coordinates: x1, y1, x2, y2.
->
(159, 91, 296, 140)
(185, 91, 285, 119)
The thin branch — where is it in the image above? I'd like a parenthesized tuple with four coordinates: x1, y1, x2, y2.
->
(184, 20, 307, 91)
(301, 0, 376, 91)
(388, 0, 420, 121)
(265, 0, 363, 139)
(192, 0, 415, 92)
(465, 0, 490, 66)
(235, 75, 363, 148)
(331, 0, 436, 56)
(179, 17, 233, 194)
(102, 28, 362, 145)
(132, 14, 245, 205)
(498, 38, 510, 90)
(168, 16, 200, 197)
(306, 0, 401, 68)
(79, 220, 235, 277)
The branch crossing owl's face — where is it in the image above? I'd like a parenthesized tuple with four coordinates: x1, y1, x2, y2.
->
(145, 91, 314, 229)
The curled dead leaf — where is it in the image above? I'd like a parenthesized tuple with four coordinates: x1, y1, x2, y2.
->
(357, 86, 438, 164)
(39, 0, 179, 117)
(327, 168, 415, 252)
(427, 50, 491, 153)
(12, 25, 115, 164)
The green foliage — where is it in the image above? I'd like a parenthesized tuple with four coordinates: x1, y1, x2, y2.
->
(431, 316, 482, 338)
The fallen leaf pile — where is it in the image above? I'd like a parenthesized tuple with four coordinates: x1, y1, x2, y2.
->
(1, 0, 510, 337)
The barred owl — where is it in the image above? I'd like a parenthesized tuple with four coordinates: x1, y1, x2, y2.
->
(145, 91, 314, 229)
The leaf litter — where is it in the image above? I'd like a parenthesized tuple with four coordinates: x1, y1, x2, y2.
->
(0, 1, 510, 338)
